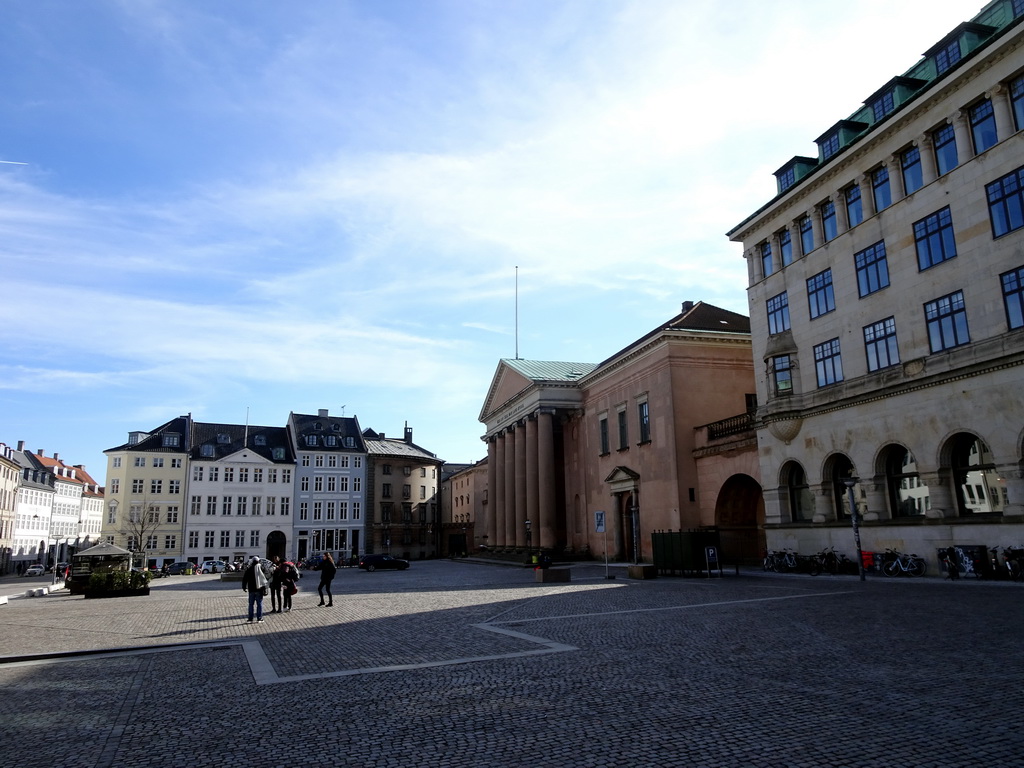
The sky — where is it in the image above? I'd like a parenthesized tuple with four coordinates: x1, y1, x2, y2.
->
(0, 0, 979, 476)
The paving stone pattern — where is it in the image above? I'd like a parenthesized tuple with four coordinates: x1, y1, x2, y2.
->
(0, 563, 1021, 768)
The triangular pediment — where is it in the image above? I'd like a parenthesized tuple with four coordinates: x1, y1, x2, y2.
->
(480, 363, 534, 422)
(605, 466, 640, 494)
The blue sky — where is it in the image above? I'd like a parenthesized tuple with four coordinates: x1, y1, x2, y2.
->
(0, 0, 975, 475)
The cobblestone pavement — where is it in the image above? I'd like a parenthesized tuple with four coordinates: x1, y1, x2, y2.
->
(1, 563, 1022, 768)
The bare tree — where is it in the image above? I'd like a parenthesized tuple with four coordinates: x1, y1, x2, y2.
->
(118, 498, 162, 568)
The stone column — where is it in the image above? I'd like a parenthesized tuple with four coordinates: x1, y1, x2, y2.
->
(514, 420, 528, 548)
(920, 471, 956, 519)
(862, 477, 887, 522)
(525, 414, 539, 550)
(859, 173, 875, 219)
(811, 484, 834, 523)
(918, 134, 937, 185)
(538, 410, 556, 550)
(988, 85, 1015, 147)
(504, 426, 517, 547)
(951, 110, 972, 161)
(809, 207, 823, 250)
(888, 154, 905, 201)
(486, 436, 498, 548)
(834, 190, 849, 234)
(489, 434, 501, 548)
(761, 486, 786, 527)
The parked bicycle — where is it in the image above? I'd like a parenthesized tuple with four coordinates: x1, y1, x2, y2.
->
(881, 548, 927, 577)
(763, 549, 798, 573)
(808, 546, 853, 576)
(1000, 546, 1024, 581)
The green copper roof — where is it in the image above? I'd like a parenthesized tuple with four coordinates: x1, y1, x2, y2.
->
(500, 359, 597, 382)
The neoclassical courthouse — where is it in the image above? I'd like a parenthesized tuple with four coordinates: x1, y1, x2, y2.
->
(472, 0, 1024, 570)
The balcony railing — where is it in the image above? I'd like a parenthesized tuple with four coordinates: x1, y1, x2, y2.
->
(706, 411, 756, 441)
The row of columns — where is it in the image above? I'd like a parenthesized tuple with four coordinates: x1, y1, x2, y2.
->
(485, 409, 557, 550)
(749, 83, 1019, 284)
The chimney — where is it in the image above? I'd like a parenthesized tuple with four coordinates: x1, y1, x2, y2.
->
(681, 301, 694, 313)
(318, 409, 329, 417)
(17, 440, 24, 451)
(37, 448, 44, 456)
(404, 424, 413, 444)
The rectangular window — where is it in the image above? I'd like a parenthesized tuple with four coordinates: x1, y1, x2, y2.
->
(110, 479, 120, 494)
(871, 90, 894, 122)
(760, 241, 773, 277)
(239, 468, 249, 483)
(253, 468, 263, 483)
(813, 338, 844, 387)
(193, 466, 204, 482)
(150, 479, 162, 495)
(313, 502, 322, 521)
(166, 509, 179, 524)
(771, 355, 793, 396)
(134, 457, 145, 467)
(206, 496, 217, 515)
(1001, 266, 1024, 330)
(872, 166, 891, 212)
(807, 269, 835, 319)
(1011, 75, 1024, 131)
(935, 39, 961, 75)
(352, 502, 360, 520)
(315, 454, 324, 467)
(189, 530, 199, 548)
(845, 185, 863, 227)
(820, 200, 837, 242)
(383, 483, 392, 498)
(209, 467, 218, 482)
(778, 229, 793, 267)
(281, 498, 290, 516)
(267, 497, 276, 516)
(204, 531, 214, 548)
(300, 477, 309, 492)
(933, 124, 958, 175)
(169, 480, 180, 494)
(132, 479, 143, 493)
(864, 317, 900, 372)
(914, 207, 957, 270)
(855, 241, 890, 298)
(339, 501, 348, 520)
(252, 497, 262, 516)
(925, 290, 970, 352)
(235, 530, 245, 547)
(237, 497, 247, 516)
(617, 409, 628, 450)
(224, 467, 233, 483)
(299, 501, 308, 521)
(969, 98, 997, 153)
(250, 530, 260, 547)
(220, 531, 230, 548)
(767, 292, 791, 334)
(171, 458, 181, 468)
(799, 216, 814, 255)
(222, 496, 232, 516)
(986, 166, 1024, 238)
(901, 146, 923, 194)
(353, 477, 361, 492)
(327, 476, 336, 492)
(340, 476, 349, 492)
(637, 401, 650, 443)
(191, 496, 202, 515)
(599, 416, 609, 455)
(152, 458, 164, 468)
(314, 476, 323, 492)
(820, 132, 840, 160)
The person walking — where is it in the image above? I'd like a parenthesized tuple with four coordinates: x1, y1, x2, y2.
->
(242, 556, 269, 623)
(317, 552, 337, 607)
(268, 556, 283, 613)
(280, 560, 299, 612)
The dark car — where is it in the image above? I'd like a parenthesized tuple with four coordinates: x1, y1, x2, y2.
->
(164, 562, 196, 575)
(358, 554, 410, 572)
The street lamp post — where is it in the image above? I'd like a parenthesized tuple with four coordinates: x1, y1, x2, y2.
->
(842, 476, 866, 582)
(630, 501, 640, 564)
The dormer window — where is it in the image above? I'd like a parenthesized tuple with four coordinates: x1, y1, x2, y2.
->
(935, 39, 961, 75)
(326, 436, 337, 447)
(870, 90, 894, 122)
(217, 434, 230, 444)
(314, 422, 323, 431)
(201, 445, 215, 457)
(819, 132, 840, 160)
(272, 447, 285, 460)
(254, 435, 266, 446)
(305, 435, 318, 447)
(332, 423, 341, 432)
(162, 433, 180, 448)
(344, 436, 355, 448)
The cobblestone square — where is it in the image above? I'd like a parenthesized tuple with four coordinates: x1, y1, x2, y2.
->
(1, 562, 1021, 768)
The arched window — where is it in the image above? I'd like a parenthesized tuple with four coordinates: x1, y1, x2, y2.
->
(784, 462, 814, 522)
(951, 434, 1003, 515)
(885, 446, 929, 517)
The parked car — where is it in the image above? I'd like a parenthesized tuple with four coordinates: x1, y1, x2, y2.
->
(200, 560, 228, 574)
(358, 554, 410, 572)
(23, 564, 45, 577)
(165, 562, 196, 575)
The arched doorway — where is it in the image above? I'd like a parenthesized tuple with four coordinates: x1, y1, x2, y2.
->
(266, 530, 287, 562)
(714, 474, 765, 565)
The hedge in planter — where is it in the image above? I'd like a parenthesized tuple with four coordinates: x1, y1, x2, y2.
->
(85, 569, 152, 598)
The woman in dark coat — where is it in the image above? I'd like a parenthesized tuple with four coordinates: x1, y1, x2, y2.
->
(317, 552, 337, 607)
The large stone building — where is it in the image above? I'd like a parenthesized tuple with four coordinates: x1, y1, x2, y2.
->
(727, 0, 1024, 569)
(479, 301, 757, 563)
(362, 425, 444, 560)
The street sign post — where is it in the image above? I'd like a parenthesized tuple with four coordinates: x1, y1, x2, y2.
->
(595, 511, 611, 579)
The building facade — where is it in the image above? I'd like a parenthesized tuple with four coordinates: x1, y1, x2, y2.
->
(440, 459, 484, 557)
(0, 443, 18, 573)
(187, 421, 295, 565)
(363, 425, 444, 560)
(727, 0, 1024, 569)
(287, 410, 366, 564)
(479, 301, 758, 563)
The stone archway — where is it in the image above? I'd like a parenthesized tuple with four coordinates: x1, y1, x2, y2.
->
(714, 473, 765, 565)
